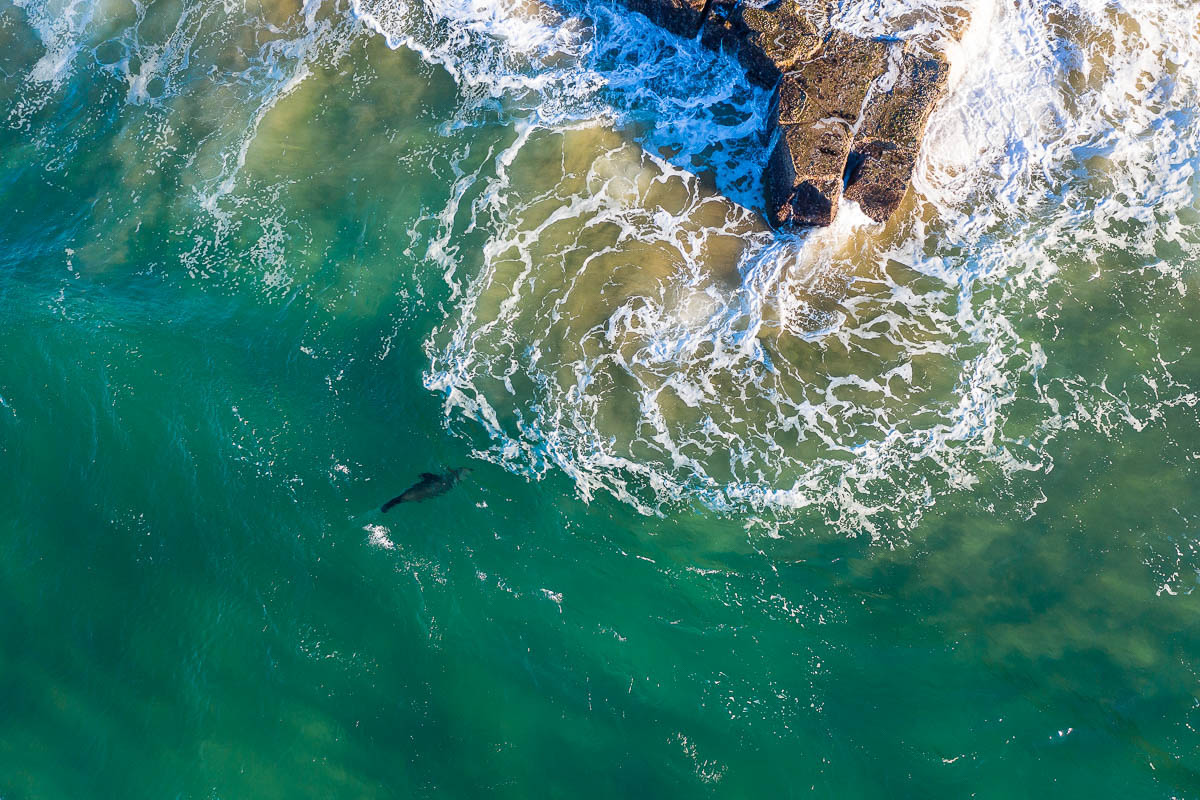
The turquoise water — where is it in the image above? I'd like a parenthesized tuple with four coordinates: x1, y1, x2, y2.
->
(2, 0, 1200, 796)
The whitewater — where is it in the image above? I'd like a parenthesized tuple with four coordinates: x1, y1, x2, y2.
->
(13, 0, 1200, 536)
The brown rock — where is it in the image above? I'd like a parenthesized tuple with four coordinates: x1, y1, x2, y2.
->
(890, 5, 972, 54)
(610, 0, 966, 228)
(791, 32, 889, 120)
(774, 72, 808, 125)
(766, 120, 852, 227)
(701, 0, 826, 87)
(763, 33, 888, 226)
(843, 48, 951, 222)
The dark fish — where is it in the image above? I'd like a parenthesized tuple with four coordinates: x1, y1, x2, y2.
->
(381, 468, 471, 512)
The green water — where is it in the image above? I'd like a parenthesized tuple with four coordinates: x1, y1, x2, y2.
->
(2, 0, 1200, 796)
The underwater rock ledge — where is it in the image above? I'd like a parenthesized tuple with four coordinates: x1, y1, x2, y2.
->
(617, 0, 970, 228)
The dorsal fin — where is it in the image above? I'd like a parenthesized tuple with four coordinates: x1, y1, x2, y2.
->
(419, 472, 440, 481)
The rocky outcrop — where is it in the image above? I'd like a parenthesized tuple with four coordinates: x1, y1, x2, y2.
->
(620, 0, 708, 38)
(701, 1, 824, 88)
(842, 50, 951, 223)
(764, 31, 890, 226)
(617, 0, 966, 228)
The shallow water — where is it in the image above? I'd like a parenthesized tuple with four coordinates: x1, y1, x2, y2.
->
(1, 0, 1200, 796)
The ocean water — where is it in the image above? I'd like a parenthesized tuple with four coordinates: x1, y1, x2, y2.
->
(1, 0, 1199, 795)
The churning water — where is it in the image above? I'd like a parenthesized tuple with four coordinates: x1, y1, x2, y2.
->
(356, 0, 1200, 530)
(2, 0, 1200, 796)
(11, 0, 1197, 529)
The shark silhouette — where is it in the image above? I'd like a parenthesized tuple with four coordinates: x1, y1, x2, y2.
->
(381, 468, 471, 512)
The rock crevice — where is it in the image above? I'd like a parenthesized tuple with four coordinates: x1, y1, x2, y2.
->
(616, 0, 966, 228)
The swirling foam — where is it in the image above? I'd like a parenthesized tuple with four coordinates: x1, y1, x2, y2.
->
(392, 0, 1200, 534)
(13, 0, 1198, 534)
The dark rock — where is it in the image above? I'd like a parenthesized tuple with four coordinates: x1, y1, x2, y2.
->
(620, 0, 709, 39)
(701, 1, 824, 88)
(763, 33, 888, 226)
(843, 49, 951, 222)
(766, 121, 849, 227)
(789, 32, 889, 121)
(611, 0, 967, 228)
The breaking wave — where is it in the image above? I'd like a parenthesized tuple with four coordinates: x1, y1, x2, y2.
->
(11, 0, 1199, 534)
(393, 0, 1200, 531)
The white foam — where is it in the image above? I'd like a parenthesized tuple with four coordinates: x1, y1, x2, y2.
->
(365, 524, 397, 550)
(14, 0, 1197, 533)
(410, 0, 1200, 533)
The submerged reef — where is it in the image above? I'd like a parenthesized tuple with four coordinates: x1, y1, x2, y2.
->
(617, 0, 969, 227)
